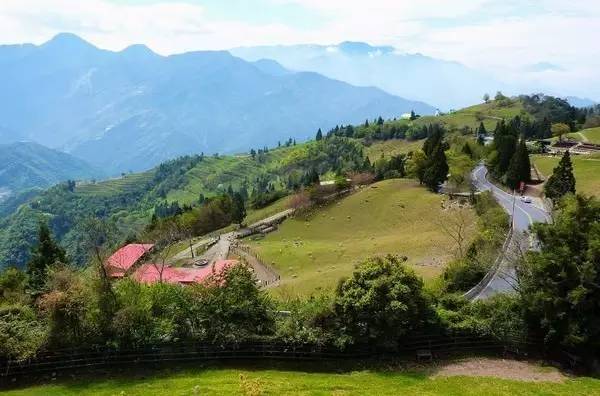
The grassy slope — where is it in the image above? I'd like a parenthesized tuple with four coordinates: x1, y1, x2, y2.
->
(415, 100, 526, 131)
(365, 139, 424, 161)
(533, 154, 600, 196)
(4, 365, 599, 396)
(566, 127, 600, 144)
(249, 179, 476, 297)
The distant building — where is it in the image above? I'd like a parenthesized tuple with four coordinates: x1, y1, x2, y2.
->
(105, 243, 154, 278)
(134, 260, 238, 286)
(400, 113, 412, 120)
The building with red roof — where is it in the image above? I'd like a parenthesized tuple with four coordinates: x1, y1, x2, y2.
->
(105, 243, 154, 278)
(134, 260, 238, 286)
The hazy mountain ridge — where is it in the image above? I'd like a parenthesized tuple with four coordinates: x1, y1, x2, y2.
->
(0, 141, 102, 193)
(231, 41, 506, 111)
(0, 34, 435, 173)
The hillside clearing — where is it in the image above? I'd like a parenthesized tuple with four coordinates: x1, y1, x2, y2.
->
(3, 359, 598, 396)
(415, 100, 526, 131)
(365, 139, 424, 161)
(248, 179, 477, 297)
(533, 154, 600, 196)
(566, 127, 600, 144)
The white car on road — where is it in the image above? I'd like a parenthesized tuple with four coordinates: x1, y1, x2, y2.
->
(520, 196, 532, 204)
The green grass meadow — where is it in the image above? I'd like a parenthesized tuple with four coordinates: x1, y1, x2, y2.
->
(566, 127, 600, 144)
(248, 179, 476, 297)
(533, 154, 600, 196)
(4, 362, 599, 396)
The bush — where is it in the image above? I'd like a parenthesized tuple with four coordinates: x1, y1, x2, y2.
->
(275, 294, 336, 346)
(437, 294, 526, 342)
(333, 255, 432, 347)
(0, 304, 47, 360)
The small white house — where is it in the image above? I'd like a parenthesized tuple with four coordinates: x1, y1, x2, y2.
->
(400, 113, 412, 120)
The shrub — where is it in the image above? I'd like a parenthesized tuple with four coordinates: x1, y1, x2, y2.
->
(333, 255, 432, 347)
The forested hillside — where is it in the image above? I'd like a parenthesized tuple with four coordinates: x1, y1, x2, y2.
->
(0, 138, 367, 268)
(0, 142, 101, 193)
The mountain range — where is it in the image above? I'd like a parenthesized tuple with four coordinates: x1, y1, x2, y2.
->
(0, 142, 101, 193)
(0, 34, 435, 174)
(231, 41, 505, 111)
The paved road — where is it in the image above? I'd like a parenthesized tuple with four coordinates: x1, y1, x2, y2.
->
(173, 208, 295, 264)
(470, 164, 551, 299)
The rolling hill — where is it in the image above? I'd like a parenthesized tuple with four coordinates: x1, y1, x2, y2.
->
(0, 142, 102, 193)
(0, 33, 435, 174)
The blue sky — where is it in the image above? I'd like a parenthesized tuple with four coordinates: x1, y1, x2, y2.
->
(0, 0, 598, 98)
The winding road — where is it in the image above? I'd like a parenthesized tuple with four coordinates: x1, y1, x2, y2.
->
(470, 164, 551, 299)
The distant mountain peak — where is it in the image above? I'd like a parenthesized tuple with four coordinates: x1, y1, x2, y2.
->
(120, 44, 158, 58)
(337, 41, 394, 55)
(42, 32, 95, 51)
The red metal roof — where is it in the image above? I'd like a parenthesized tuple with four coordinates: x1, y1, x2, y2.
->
(106, 243, 154, 277)
(134, 260, 237, 285)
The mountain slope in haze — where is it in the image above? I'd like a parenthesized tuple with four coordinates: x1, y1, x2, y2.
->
(0, 142, 102, 192)
(231, 41, 505, 111)
(566, 96, 597, 108)
(0, 34, 435, 173)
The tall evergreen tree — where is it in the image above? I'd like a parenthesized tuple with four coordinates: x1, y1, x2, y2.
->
(491, 120, 518, 177)
(231, 192, 247, 224)
(544, 150, 576, 203)
(315, 128, 323, 141)
(505, 138, 531, 190)
(422, 143, 449, 192)
(26, 222, 67, 293)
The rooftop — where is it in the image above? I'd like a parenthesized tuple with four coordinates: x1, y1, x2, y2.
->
(106, 243, 154, 276)
(134, 260, 238, 285)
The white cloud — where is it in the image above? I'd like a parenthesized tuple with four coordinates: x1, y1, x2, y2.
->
(0, 0, 598, 98)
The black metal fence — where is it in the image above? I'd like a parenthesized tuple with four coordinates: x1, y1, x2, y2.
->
(0, 334, 542, 382)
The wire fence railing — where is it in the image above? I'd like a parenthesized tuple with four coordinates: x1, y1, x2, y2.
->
(0, 334, 543, 381)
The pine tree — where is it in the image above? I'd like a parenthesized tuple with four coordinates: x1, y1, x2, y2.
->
(544, 150, 576, 203)
(477, 122, 487, 136)
(505, 138, 531, 190)
(27, 222, 67, 293)
(410, 110, 417, 120)
(231, 192, 247, 224)
(422, 143, 449, 192)
(315, 128, 323, 141)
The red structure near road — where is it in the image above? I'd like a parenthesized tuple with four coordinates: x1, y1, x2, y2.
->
(134, 260, 238, 285)
(105, 243, 154, 278)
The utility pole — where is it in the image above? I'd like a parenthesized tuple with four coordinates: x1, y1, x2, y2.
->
(511, 189, 516, 229)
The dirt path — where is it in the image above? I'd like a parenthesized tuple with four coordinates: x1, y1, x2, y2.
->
(230, 244, 280, 287)
(431, 357, 566, 382)
(577, 131, 590, 143)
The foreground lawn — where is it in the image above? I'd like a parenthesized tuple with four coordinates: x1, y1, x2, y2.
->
(4, 361, 599, 396)
(533, 154, 600, 196)
(248, 179, 476, 297)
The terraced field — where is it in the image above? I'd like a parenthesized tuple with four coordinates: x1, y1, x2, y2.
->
(76, 172, 155, 197)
